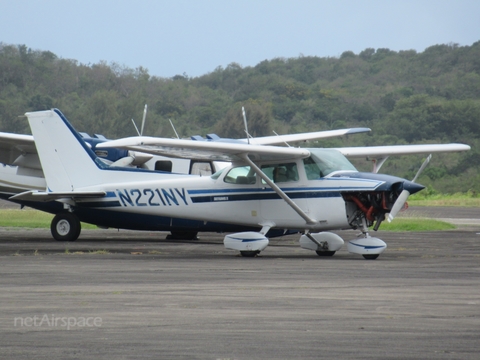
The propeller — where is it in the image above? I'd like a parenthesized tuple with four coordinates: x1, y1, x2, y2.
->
(387, 154, 431, 223)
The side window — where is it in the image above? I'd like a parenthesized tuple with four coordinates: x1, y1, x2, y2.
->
(303, 157, 322, 179)
(190, 161, 213, 176)
(261, 163, 298, 184)
(224, 166, 256, 184)
(155, 160, 173, 172)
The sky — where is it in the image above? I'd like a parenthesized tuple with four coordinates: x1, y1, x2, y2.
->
(1, 0, 479, 78)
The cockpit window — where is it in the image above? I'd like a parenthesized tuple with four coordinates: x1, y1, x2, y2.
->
(223, 166, 256, 184)
(261, 163, 298, 184)
(190, 161, 213, 176)
(304, 149, 357, 179)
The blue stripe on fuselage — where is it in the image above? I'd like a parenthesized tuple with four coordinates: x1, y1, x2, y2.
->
(190, 190, 342, 203)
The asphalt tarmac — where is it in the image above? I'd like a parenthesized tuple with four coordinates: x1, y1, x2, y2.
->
(1, 207, 480, 359)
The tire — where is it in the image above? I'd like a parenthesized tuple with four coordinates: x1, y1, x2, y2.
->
(166, 231, 199, 240)
(51, 213, 81, 241)
(315, 251, 336, 257)
(363, 254, 379, 260)
(240, 251, 259, 257)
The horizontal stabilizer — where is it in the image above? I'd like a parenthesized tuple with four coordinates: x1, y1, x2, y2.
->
(10, 190, 106, 202)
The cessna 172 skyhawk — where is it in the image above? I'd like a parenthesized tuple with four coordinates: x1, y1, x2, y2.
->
(0, 111, 371, 241)
(11, 109, 470, 259)
(0, 112, 378, 243)
(0, 117, 373, 197)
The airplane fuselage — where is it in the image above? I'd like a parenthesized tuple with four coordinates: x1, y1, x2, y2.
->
(68, 158, 389, 234)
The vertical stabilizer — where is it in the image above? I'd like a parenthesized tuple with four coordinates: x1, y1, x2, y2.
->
(25, 109, 101, 192)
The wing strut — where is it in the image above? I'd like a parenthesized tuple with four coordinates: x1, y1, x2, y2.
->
(240, 154, 317, 226)
(369, 156, 389, 173)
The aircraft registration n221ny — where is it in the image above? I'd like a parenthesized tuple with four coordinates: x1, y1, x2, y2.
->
(13, 109, 470, 259)
(0, 109, 371, 240)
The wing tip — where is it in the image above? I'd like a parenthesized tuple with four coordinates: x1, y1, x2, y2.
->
(346, 127, 371, 135)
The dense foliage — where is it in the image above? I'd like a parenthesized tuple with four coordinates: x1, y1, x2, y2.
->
(1, 41, 479, 193)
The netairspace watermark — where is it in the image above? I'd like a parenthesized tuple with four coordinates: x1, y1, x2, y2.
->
(14, 314, 102, 330)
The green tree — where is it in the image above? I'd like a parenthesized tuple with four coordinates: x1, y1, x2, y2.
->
(215, 99, 273, 138)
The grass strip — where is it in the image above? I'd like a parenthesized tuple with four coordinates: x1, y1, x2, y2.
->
(1, 209, 456, 232)
(378, 218, 456, 232)
(0, 209, 96, 229)
(409, 192, 480, 207)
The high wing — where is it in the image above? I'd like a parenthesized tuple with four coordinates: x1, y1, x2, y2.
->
(0, 125, 367, 165)
(335, 144, 471, 158)
(245, 127, 371, 145)
(0, 132, 36, 165)
(97, 136, 311, 162)
(96, 127, 372, 162)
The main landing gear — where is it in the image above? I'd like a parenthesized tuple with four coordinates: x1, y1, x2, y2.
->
(166, 231, 199, 240)
(51, 213, 81, 241)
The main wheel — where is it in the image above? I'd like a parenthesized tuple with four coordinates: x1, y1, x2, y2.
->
(240, 251, 260, 257)
(51, 213, 81, 241)
(363, 254, 379, 260)
(166, 231, 198, 240)
(316, 251, 336, 257)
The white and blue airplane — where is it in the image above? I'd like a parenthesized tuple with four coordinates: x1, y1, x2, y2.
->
(0, 111, 371, 240)
(0, 115, 376, 237)
(10, 109, 470, 259)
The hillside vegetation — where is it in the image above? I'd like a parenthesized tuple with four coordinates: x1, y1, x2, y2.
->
(1, 41, 479, 193)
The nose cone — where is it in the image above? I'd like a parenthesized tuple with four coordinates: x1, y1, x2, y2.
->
(332, 172, 425, 194)
(402, 180, 425, 195)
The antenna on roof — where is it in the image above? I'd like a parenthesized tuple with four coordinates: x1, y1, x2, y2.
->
(273, 130, 291, 148)
(242, 106, 252, 144)
(140, 104, 147, 136)
(169, 119, 180, 139)
(131, 119, 141, 136)
(132, 104, 148, 136)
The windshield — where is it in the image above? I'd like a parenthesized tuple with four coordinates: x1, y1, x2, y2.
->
(304, 148, 357, 179)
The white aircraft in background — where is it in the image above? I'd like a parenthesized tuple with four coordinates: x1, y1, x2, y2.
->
(9, 109, 470, 259)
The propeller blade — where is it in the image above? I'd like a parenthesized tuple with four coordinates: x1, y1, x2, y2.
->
(389, 154, 432, 223)
(412, 154, 432, 183)
(387, 189, 410, 223)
